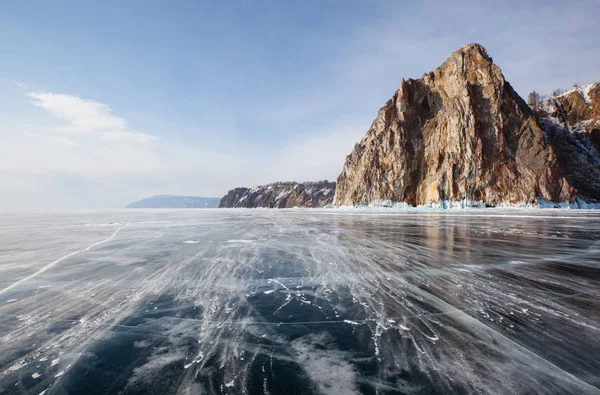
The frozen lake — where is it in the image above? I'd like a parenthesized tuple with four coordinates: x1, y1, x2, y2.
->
(1, 209, 599, 394)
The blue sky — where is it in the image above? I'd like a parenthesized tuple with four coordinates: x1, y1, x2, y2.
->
(1, 0, 598, 208)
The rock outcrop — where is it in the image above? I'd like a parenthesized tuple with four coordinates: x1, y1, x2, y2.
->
(219, 181, 335, 208)
(551, 83, 600, 152)
(539, 83, 600, 202)
(334, 43, 600, 207)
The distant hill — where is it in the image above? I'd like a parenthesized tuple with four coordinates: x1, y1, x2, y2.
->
(126, 195, 221, 208)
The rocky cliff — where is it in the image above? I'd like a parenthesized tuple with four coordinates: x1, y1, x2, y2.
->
(219, 181, 335, 208)
(334, 43, 600, 207)
(551, 83, 600, 151)
(537, 82, 600, 203)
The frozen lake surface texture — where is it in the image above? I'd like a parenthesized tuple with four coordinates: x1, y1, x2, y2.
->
(1, 209, 599, 395)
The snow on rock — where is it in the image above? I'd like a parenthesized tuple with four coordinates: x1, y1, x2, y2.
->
(219, 181, 335, 208)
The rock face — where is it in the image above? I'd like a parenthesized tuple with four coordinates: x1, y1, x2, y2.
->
(540, 83, 600, 202)
(219, 181, 336, 208)
(334, 43, 600, 207)
(552, 83, 600, 152)
(126, 195, 221, 208)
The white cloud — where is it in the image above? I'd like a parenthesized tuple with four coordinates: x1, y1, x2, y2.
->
(0, 89, 251, 207)
(23, 131, 79, 147)
(26, 92, 156, 144)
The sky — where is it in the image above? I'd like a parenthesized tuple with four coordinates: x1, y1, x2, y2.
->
(1, 0, 599, 208)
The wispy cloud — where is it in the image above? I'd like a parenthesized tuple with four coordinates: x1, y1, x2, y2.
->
(26, 92, 156, 144)
(4, 79, 29, 89)
(23, 131, 79, 147)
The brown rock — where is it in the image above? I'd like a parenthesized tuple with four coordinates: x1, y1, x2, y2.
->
(333, 44, 589, 207)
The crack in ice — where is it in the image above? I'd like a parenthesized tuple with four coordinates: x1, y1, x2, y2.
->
(0, 224, 128, 296)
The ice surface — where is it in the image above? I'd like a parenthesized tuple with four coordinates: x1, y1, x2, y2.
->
(0, 209, 600, 394)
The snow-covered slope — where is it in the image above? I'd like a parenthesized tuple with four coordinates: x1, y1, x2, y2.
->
(551, 82, 600, 152)
(537, 82, 600, 204)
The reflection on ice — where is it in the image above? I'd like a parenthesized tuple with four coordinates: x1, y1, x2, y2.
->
(0, 209, 599, 394)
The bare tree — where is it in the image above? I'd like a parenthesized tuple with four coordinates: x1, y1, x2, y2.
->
(539, 94, 549, 112)
(527, 91, 541, 109)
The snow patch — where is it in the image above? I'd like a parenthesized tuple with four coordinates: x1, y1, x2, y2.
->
(8, 361, 26, 372)
(291, 333, 359, 395)
(128, 352, 185, 385)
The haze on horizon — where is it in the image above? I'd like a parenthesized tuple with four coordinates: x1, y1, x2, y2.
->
(1, 0, 598, 209)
